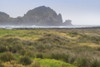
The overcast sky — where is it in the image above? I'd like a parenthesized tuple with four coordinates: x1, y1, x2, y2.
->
(0, 0, 100, 25)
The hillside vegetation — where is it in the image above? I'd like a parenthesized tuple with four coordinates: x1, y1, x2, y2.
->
(0, 29, 100, 67)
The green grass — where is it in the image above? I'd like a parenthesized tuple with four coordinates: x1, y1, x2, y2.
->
(34, 58, 77, 67)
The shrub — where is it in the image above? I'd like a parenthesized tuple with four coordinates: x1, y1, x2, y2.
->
(30, 60, 40, 67)
(9, 44, 23, 53)
(50, 53, 65, 60)
(68, 32, 78, 37)
(0, 45, 8, 53)
(0, 61, 4, 67)
(90, 59, 100, 67)
(74, 58, 89, 67)
(19, 49, 26, 56)
(68, 56, 76, 64)
(19, 56, 32, 65)
(0, 52, 15, 62)
(36, 53, 43, 59)
(25, 50, 35, 58)
(97, 47, 100, 51)
(4, 61, 24, 67)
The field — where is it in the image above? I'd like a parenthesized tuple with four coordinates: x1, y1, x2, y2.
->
(0, 28, 100, 67)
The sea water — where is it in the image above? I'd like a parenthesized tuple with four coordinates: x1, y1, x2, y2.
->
(0, 25, 99, 29)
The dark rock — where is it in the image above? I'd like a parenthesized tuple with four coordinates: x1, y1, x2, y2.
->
(22, 6, 63, 26)
(0, 12, 10, 25)
(62, 20, 72, 26)
(0, 6, 72, 26)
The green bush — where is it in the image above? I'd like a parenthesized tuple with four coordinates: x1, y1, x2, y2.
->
(74, 58, 89, 67)
(68, 32, 78, 37)
(0, 61, 4, 67)
(0, 45, 8, 53)
(19, 56, 32, 65)
(25, 50, 35, 58)
(30, 60, 40, 67)
(0, 52, 15, 62)
(90, 59, 100, 67)
(51, 53, 65, 60)
(4, 60, 24, 67)
(19, 49, 26, 56)
(9, 44, 23, 53)
(36, 53, 43, 59)
(68, 56, 76, 64)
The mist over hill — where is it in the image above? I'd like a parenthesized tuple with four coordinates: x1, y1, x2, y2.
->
(0, 6, 72, 26)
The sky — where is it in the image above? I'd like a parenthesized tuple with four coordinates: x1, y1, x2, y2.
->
(0, 0, 100, 25)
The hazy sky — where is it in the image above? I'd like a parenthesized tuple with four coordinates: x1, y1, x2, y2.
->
(0, 0, 100, 25)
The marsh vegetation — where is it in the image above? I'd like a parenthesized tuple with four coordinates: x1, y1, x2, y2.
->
(0, 29, 100, 67)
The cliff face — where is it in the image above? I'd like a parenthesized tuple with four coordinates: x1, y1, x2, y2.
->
(0, 12, 10, 25)
(22, 6, 63, 26)
(62, 20, 72, 26)
(0, 6, 72, 26)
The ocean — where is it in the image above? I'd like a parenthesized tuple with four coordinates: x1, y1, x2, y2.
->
(0, 25, 100, 29)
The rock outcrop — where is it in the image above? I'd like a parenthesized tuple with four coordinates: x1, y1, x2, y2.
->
(0, 6, 72, 26)
(62, 20, 72, 26)
(0, 12, 10, 25)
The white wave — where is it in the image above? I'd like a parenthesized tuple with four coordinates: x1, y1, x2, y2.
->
(0, 25, 99, 29)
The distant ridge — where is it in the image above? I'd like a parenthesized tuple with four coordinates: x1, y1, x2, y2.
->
(0, 6, 72, 26)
